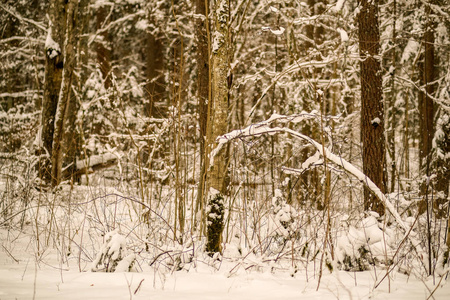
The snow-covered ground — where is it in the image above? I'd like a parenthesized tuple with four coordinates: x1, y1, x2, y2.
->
(1, 228, 449, 300)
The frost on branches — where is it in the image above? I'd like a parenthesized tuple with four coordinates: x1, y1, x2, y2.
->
(91, 230, 136, 272)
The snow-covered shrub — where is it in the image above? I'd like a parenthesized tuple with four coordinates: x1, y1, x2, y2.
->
(91, 230, 136, 272)
(271, 189, 299, 240)
(336, 213, 395, 271)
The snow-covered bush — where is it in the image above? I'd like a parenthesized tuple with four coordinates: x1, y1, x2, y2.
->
(271, 189, 299, 240)
(336, 213, 395, 271)
(91, 230, 136, 272)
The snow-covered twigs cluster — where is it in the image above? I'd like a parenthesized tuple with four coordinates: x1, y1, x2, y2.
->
(91, 229, 136, 272)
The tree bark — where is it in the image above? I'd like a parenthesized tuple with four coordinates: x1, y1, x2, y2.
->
(145, 5, 166, 118)
(51, 0, 78, 187)
(418, 3, 435, 172)
(206, 0, 229, 255)
(76, 0, 90, 88)
(357, 0, 386, 215)
(195, 0, 210, 226)
(40, 0, 65, 183)
(96, 4, 111, 89)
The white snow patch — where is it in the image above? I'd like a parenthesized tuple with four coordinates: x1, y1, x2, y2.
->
(333, 0, 346, 12)
(45, 26, 60, 59)
(135, 19, 149, 30)
(337, 28, 349, 43)
(209, 187, 220, 197)
(212, 31, 224, 53)
(401, 40, 419, 63)
(371, 117, 381, 125)
(270, 27, 285, 36)
(269, 6, 279, 13)
(76, 153, 117, 170)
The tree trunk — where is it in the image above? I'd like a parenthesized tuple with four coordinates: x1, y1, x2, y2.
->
(51, 0, 78, 187)
(194, 0, 210, 227)
(40, 0, 65, 184)
(145, 6, 166, 118)
(96, 4, 111, 89)
(206, 0, 229, 255)
(418, 4, 435, 172)
(387, 0, 397, 193)
(357, 0, 386, 216)
(76, 0, 90, 88)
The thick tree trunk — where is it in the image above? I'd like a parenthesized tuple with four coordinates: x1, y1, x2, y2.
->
(206, 0, 229, 255)
(357, 0, 386, 215)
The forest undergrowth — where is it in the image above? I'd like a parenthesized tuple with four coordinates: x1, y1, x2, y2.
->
(1, 140, 449, 292)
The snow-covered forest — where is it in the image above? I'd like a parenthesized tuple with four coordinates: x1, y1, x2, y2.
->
(1, 0, 449, 298)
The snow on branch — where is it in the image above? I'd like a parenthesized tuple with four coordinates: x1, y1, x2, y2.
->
(210, 113, 410, 233)
(0, 3, 46, 31)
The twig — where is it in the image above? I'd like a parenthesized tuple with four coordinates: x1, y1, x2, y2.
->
(2, 245, 19, 263)
(427, 269, 449, 300)
(0, 3, 46, 31)
(124, 274, 133, 300)
(149, 250, 173, 267)
(71, 193, 175, 235)
(134, 279, 145, 295)
(374, 211, 420, 289)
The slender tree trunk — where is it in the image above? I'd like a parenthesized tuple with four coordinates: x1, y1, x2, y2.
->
(145, 4, 166, 118)
(357, 0, 386, 215)
(387, 0, 397, 193)
(76, 0, 90, 87)
(51, 0, 78, 187)
(96, 4, 111, 89)
(416, 1, 437, 220)
(40, 0, 65, 184)
(205, 0, 229, 255)
(403, 92, 410, 179)
(194, 0, 210, 226)
(418, 4, 435, 172)
(64, 0, 88, 184)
